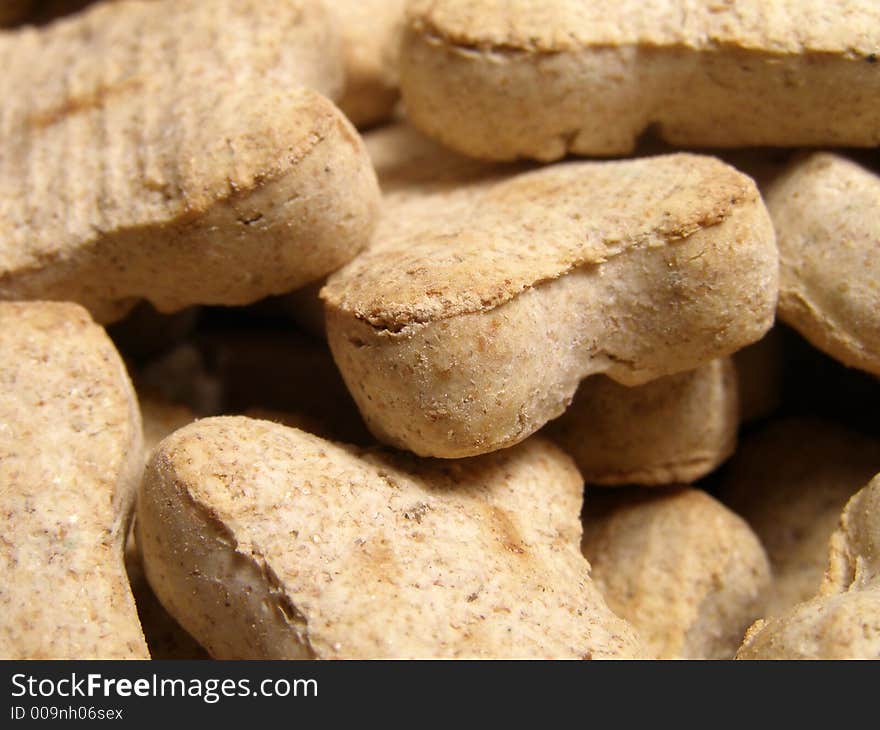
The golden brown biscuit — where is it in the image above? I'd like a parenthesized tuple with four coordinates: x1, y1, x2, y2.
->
(719, 418, 880, 618)
(582, 487, 770, 659)
(324, 126, 778, 457)
(766, 153, 880, 376)
(548, 359, 738, 486)
(0, 301, 147, 658)
(737, 474, 880, 659)
(0, 0, 379, 322)
(138, 417, 643, 659)
(400, 0, 880, 160)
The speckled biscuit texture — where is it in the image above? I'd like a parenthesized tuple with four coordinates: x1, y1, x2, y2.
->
(139, 391, 196, 462)
(137, 416, 643, 659)
(766, 153, 880, 376)
(0, 301, 148, 658)
(400, 0, 880, 160)
(582, 487, 770, 659)
(547, 358, 738, 486)
(719, 418, 880, 619)
(323, 125, 778, 457)
(737, 473, 880, 659)
(0, 0, 380, 322)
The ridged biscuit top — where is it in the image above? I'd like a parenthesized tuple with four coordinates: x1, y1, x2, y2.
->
(0, 0, 345, 270)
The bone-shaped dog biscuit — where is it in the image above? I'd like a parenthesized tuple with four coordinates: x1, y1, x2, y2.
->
(400, 0, 880, 160)
(324, 127, 778, 457)
(583, 487, 770, 659)
(137, 416, 642, 659)
(720, 418, 880, 619)
(0, 0, 379, 322)
(334, 0, 406, 128)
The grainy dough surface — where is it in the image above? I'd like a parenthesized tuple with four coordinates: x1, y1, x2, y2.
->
(324, 125, 778, 457)
(737, 474, 880, 659)
(400, 0, 880, 160)
(138, 417, 642, 659)
(766, 153, 880, 376)
(0, 301, 147, 659)
(582, 487, 770, 659)
(0, 0, 379, 322)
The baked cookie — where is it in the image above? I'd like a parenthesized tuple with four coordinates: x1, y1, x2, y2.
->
(400, 0, 880, 160)
(0, 0, 379, 322)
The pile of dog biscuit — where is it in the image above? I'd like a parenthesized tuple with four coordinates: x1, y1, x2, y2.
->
(1, 0, 878, 660)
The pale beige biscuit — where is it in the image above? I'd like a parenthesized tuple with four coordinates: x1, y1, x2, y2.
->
(323, 126, 778, 458)
(544, 328, 782, 486)
(719, 418, 880, 619)
(137, 416, 643, 659)
(0, 0, 380, 323)
(732, 327, 784, 424)
(334, 0, 406, 128)
(547, 358, 738, 486)
(0, 301, 147, 659)
(400, 0, 880, 161)
(582, 487, 770, 659)
(766, 153, 880, 376)
(737, 474, 880, 659)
